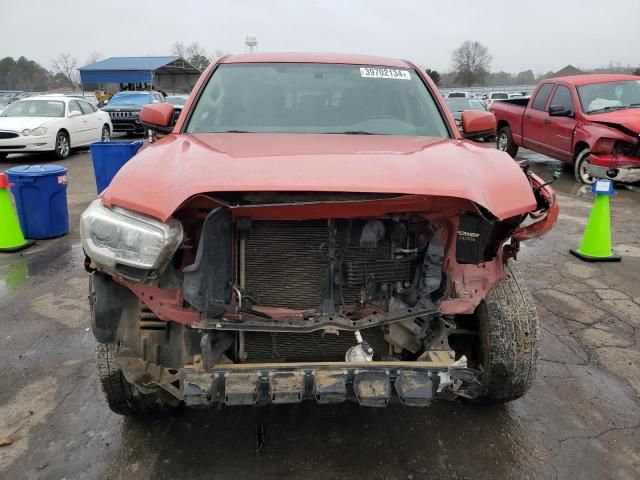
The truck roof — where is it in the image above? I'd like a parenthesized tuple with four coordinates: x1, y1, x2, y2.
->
(549, 73, 639, 86)
(221, 52, 412, 68)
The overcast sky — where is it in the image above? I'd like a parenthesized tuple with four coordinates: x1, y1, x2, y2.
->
(1, 0, 638, 74)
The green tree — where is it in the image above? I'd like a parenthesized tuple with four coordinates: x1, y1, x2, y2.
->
(0, 56, 50, 91)
(425, 68, 441, 86)
(514, 69, 535, 85)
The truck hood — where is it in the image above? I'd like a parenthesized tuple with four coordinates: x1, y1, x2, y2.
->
(103, 133, 537, 222)
(589, 109, 640, 135)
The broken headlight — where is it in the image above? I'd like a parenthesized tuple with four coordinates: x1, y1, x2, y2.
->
(80, 199, 183, 276)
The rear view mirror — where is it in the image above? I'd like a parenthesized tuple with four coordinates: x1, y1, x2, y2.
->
(460, 110, 496, 141)
(69, 110, 82, 118)
(140, 103, 175, 134)
(548, 105, 573, 117)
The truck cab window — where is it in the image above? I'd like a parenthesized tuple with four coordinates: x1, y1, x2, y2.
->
(531, 84, 554, 111)
(549, 85, 574, 114)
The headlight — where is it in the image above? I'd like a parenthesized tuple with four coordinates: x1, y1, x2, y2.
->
(80, 199, 183, 279)
(22, 129, 31, 136)
(31, 127, 48, 136)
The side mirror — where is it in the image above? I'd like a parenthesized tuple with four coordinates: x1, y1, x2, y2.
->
(548, 105, 573, 117)
(460, 110, 496, 141)
(69, 110, 82, 117)
(140, 103, 175, 134)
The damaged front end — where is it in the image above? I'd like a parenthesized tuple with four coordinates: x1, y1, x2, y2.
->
(82, 182, 557, 407)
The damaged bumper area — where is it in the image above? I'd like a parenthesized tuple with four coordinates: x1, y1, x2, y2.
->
(587, 155, 640, 183)
(117, 354, 480, 407)
(84, 189, 555, 409)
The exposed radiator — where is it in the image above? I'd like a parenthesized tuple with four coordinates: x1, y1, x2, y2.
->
(242, 327, 389, 362)
(243, 220, 410, 309)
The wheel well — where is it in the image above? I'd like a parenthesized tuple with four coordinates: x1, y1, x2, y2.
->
(497, 120, 509, 132)
(573, 141, 589, 164)
(57, 128, 69, 138)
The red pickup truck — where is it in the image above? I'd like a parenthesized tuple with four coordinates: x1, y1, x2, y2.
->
(490, 74, 640, 184)
(80, 53, 558, 415)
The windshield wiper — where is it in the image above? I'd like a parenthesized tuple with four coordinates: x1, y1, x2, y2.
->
(341, 130, 375, 135)
(588, 105, 630, 114)
(215, 129, 255, 133)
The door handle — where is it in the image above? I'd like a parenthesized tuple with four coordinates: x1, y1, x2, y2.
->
(544, 119, 551, 125)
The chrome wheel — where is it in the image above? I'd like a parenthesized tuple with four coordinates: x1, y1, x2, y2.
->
(497, 132, 508, 151)
(56, 133, 70, 158)
(574, 149, 596, 185)
(101, 125, 110, 141)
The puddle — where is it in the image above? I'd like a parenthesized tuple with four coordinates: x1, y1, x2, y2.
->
(0, 263, 29, 299)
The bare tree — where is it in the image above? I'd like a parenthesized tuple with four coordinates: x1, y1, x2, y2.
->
(51, 53, 78, 87)
(212, 49, 229, 59)
(451, 41, 492, 86)
(172, 42, 187, 58)
(186, 42, 206, 60)
(86, 51, 102, 65)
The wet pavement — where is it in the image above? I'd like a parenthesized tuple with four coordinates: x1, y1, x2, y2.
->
(0, 146, 639, 480)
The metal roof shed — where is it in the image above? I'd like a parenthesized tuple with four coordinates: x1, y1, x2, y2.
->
(78, 56, 202, 91)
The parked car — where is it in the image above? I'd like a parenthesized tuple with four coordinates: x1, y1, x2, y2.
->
(166, 94, 189, 123)
(485, 91, 510, 109)
(446, 91, 472, 98)
(101, 91, 166, 135)
(445, 97, 488, 121)
(490, 74, 640, 183)
(80, 52, 557, 416)
(0, 95, 112, 159)
(445, 97, 494, 141)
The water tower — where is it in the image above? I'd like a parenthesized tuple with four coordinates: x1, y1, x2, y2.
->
(245, 34, 258, 53)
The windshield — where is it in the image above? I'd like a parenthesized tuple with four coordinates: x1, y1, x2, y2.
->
(167, 96, 187, 106)
(186, 63, 450, 137)
(577, 80, 640, 114)
(490, 93, 509, 99)
(108, 93, 152, 106)
(448, 92, 467, 98)
(1, 100, 65, 117)
(445, 98, 486, 112)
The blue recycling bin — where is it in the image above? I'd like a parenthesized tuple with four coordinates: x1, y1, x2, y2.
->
(90, 141, 143, 193)
(6, 164, 69, 239)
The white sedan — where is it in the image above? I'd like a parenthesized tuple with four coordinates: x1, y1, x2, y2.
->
(0, 95, 112, 160)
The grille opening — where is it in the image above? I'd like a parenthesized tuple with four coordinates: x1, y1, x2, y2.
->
(242, 219, 417, 310)
(240, 328, 389, 363)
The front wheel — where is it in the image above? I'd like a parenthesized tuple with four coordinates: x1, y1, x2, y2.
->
(496, 126, 519, 158)
(54, 131, 70, 159)
(472, 261, 539, 403)
(574, 148, 596, 184)
(95, 342, 178, 416)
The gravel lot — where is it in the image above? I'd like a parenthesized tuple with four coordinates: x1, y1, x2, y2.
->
(0, 144, 638, 480)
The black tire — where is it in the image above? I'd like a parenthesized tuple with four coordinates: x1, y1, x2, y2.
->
(496, 126, 519, 158)
(54, 131, 70, 159)
(0, 152, 7, 160)
(473, 261, 539, 403)
(574, 148, 596, 184)
(95, 341, 178, 416)
(101, 124, 111, 141)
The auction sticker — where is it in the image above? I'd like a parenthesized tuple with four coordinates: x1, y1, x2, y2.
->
(360, 67, 411, 80)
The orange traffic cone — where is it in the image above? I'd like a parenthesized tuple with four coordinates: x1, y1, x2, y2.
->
(0, 173, 34, 252)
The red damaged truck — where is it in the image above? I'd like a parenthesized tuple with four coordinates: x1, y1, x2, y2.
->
(490, 74, 640, 184)
(80, 53, 558, 415)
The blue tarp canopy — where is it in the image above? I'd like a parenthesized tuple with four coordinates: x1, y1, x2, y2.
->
(78, 56, 201, 86)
